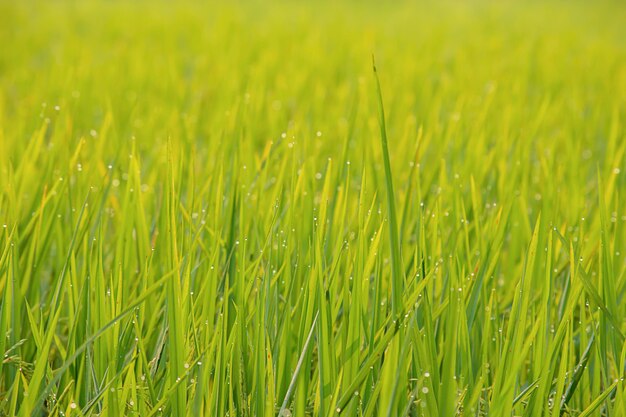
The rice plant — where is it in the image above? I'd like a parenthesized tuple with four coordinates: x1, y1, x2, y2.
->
(0, 1, 625, 416)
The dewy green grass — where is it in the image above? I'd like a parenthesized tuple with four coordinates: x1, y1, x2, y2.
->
(1, 0, 625, 416)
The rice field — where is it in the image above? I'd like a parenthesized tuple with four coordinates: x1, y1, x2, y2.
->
(1, 1, 625, 416)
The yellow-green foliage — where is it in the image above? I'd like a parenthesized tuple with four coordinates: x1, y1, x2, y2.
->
(0, 1, 625, 416)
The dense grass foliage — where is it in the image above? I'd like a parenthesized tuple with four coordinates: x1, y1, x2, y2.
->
(1, 1, 626, 416)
